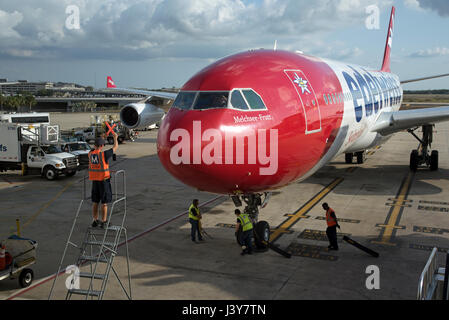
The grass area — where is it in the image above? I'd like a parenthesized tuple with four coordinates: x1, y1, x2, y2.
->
(403, 94, 449, 103)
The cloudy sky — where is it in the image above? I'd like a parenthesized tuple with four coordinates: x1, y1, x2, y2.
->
(0, 0, 448, 90)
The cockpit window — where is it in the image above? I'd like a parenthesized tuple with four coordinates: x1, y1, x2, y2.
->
(193, 92, 229, 110)
(172, 92, 197, 110)
(230, 90, 249, 110)
(242, 90, 266, 110)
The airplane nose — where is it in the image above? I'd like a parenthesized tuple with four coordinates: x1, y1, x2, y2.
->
(157, 108, 279, 194)
(157, 108, 231, 193)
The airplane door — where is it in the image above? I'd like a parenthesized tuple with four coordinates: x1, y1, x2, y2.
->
(284, 70, 322, 134)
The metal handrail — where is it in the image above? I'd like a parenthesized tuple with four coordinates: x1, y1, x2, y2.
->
(417, 247, 438, 300)
(49, 170, 130, 300)
(443, 250, 449, 300)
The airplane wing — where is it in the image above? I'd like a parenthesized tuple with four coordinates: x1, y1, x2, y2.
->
(114, 87, 178, 101)
(371, 106, 449, 135)
(106, 76, 178, 101)
(401, 73, 449, 84)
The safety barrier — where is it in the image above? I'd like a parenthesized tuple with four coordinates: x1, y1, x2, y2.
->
(417, 247, 447, 300)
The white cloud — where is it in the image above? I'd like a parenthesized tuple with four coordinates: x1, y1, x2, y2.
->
(0, 10, 23, 39)
(407, 0, 449, 16)
(403, 0, 422, 10)
(0, 0, 393, 61)
(410, 47, 449, 57)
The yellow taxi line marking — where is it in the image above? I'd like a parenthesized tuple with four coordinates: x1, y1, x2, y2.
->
(371, 172, 414, 246)
(22, 181, 75, 229)
(270, 177, 344, 243)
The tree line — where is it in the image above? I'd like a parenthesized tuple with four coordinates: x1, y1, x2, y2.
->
(404, 90, 449, 95)
(0, 93, 37, 111)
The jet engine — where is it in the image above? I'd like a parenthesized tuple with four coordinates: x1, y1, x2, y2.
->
(120, 103, 165, 130)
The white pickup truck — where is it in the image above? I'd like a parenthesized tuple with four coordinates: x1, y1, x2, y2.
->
(0, 123, 78, 180)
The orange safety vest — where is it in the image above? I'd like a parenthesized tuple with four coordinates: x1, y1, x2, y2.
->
(88, 149, 110, 181)
(326, 208, 337, 227)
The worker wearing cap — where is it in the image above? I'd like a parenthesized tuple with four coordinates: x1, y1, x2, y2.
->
(235, 209, 253, 255)
(322, 203, 340, 250)
(89, 131, 118, 228)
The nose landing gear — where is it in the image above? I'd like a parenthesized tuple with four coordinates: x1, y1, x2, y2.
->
(232, 192, 272, 249)
(408, 125, 438, 171)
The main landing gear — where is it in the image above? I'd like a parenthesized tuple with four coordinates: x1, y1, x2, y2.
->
(231, 192, 272, 250)
(408, 124, 438, 172)
(345, 151, 366, 164)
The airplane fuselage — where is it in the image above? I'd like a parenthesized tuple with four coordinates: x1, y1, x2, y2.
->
(157, 50, 403, 194)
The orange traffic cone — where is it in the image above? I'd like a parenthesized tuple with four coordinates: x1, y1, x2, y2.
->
(0, 245, 5, 271)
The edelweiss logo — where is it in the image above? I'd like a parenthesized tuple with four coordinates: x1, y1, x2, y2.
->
(293, 73, 311, 94)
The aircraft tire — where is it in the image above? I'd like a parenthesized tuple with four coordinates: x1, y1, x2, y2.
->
(430, 150, 439, 171)
(345, 153, 353, 164)
(254, 221, 270, 249)
(410, 150, 418, 171)
(356, 151, 365, 164)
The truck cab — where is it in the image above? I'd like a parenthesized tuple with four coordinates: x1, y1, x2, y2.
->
(60, 141, 92, 169)
(27, 145, 78, 180)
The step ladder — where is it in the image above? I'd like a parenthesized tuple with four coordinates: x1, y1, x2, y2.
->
(48, 170, 132, 300)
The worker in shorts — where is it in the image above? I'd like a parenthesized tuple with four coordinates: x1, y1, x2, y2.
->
(88, 131, 118, 228)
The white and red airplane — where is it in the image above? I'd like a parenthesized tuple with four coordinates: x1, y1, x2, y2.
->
(117, 7, 449, 245)
(107, 76, 167, 130)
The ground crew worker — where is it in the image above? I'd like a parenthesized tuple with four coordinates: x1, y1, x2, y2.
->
(322, 203, 340, 250)
(89, 131, 118, 228)
(235, 209, 253, 255)
(189, 199, 203, 243)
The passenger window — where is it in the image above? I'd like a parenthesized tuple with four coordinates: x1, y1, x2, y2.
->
(231, 90, 249, 110)
(328, 94, 332, 104)
(193, 92, 229, 110)
(242, 90, 266, 110)
(172, 92, 197, 110)
(332, 94, 337, 104)
(323, 94, 328, 105)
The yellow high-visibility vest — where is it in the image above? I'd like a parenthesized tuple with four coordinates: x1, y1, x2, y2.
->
(238, 213, 253, 232)
(189, 204, 200, 221)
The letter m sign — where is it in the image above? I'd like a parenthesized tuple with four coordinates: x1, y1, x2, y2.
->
(90, 154, 100, 164)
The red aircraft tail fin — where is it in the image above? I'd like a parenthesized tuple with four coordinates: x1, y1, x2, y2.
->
(107, 76, 117, 88)
(381, 6, 395, 73)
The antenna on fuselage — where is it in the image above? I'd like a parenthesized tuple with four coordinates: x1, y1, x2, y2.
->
(274, 40, 277, 51)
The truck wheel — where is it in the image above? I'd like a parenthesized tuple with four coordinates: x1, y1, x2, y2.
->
(44, 166, 58, 180)
(66, 170, 76, 177)
(254, 221, 270, 249)
(19, 269, 33, 288)
(107, 137, 114, 145)
(118, 137, 124, 144)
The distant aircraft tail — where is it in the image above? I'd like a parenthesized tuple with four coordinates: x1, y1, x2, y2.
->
(107, 76, 117, 88)
(381, 6, 395, 73)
